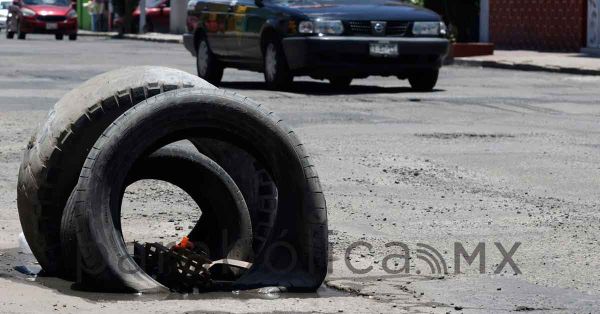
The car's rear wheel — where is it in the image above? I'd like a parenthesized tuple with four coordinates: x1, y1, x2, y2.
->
(6, 29, 14, 39)
(17, 22, 25, 40)
(263, 40, 292, 90)
(329, 77, 353, 88)
(68, 33, 77, 41)
(408, 69, 439, 91)
(55, 34, 64, 40)
(196, 38, 223, 85)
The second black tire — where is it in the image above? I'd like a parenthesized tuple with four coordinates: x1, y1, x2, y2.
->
(73, 89, 327, 293)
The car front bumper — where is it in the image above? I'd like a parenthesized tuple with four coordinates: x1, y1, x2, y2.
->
(282, 36, 449, 77)
(19, 18, 77, 34)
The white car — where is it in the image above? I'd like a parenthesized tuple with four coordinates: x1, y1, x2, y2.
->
(0, 0, 10, 30)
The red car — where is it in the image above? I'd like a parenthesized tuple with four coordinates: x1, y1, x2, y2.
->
(6, 0, 77, 40)
(114, 0, 170, 34)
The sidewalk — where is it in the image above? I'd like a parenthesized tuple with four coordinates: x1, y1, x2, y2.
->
(78, 30, 182, 44)
(454, 50, 600, 75)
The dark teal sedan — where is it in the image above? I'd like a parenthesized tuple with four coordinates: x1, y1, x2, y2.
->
(184, 0, 449, 90)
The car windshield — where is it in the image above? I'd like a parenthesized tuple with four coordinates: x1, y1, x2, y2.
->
(271, 0, 409, 5)
(23, 0, 70, 6)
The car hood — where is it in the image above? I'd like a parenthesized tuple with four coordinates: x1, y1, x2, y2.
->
(283, 1, 440, 21)
(25, 5, 70, 15)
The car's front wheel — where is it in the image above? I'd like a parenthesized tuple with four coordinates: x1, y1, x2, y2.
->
(196, 38, 223, 85)
(263, 40, 292, 90)
(6, 28, 14, 39)
(55, 34, 63, 40)
(408, 69, 439, 91)
(68, 33, 77, 41)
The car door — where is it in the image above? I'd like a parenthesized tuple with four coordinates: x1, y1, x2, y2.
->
(229, 0, 268, 61)
(200, 0, 235, 57)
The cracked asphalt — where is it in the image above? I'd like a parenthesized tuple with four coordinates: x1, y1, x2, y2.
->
(0, 34, 599, 313)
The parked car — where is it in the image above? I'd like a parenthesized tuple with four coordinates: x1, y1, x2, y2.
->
(183, 0, 449, 90)
(0, 0, 11, 30)
(6, 0, 77, 40)
(114, 0, 170, 34)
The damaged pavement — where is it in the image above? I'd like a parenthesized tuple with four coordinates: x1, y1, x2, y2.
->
(1, 36, 600, 313)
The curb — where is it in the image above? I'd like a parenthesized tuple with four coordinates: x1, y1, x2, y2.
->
(453, 59, 600, 76)
(77, 30, 182, 44)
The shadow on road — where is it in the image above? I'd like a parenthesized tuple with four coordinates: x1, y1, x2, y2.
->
(220, 81, 445, 95)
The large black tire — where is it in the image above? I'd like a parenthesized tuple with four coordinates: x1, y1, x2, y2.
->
(17, 67, 215, 275)
(55, 34, 64, 40)
(68, 33, 77, 41)
(18, 67, 279, 278)
(408, 69, 439, 91)
(196, 37, 224, 85)
(73, 89, 327, 293)
(263, 38, 293, 90)
(7, 28, 15, 39)
(60, 146, 253, 282)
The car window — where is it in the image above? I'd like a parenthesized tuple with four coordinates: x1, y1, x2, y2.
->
(0, 1, 11, 9)
(23, 0, 70, 6)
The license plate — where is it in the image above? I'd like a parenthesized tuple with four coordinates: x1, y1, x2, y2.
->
(46, 23, 58, 30)
(369, 42, 398, 57)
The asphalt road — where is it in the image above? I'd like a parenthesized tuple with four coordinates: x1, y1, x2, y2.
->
(1, 34, 600, 313)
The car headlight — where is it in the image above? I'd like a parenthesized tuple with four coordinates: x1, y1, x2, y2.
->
(439, 22, 447, 36)
(67, 9, 77, 19)
(21, 8, 36, 17)
(412, 21, 445, 36)
(299, 19, 344, 35)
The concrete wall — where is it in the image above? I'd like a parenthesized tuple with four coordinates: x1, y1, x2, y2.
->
(489, 0, 587, 51)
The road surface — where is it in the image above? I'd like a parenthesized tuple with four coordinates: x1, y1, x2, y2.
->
(1, 34, 599, 313)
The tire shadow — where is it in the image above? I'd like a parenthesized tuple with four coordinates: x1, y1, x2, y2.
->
(219, 81, 445, 95)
